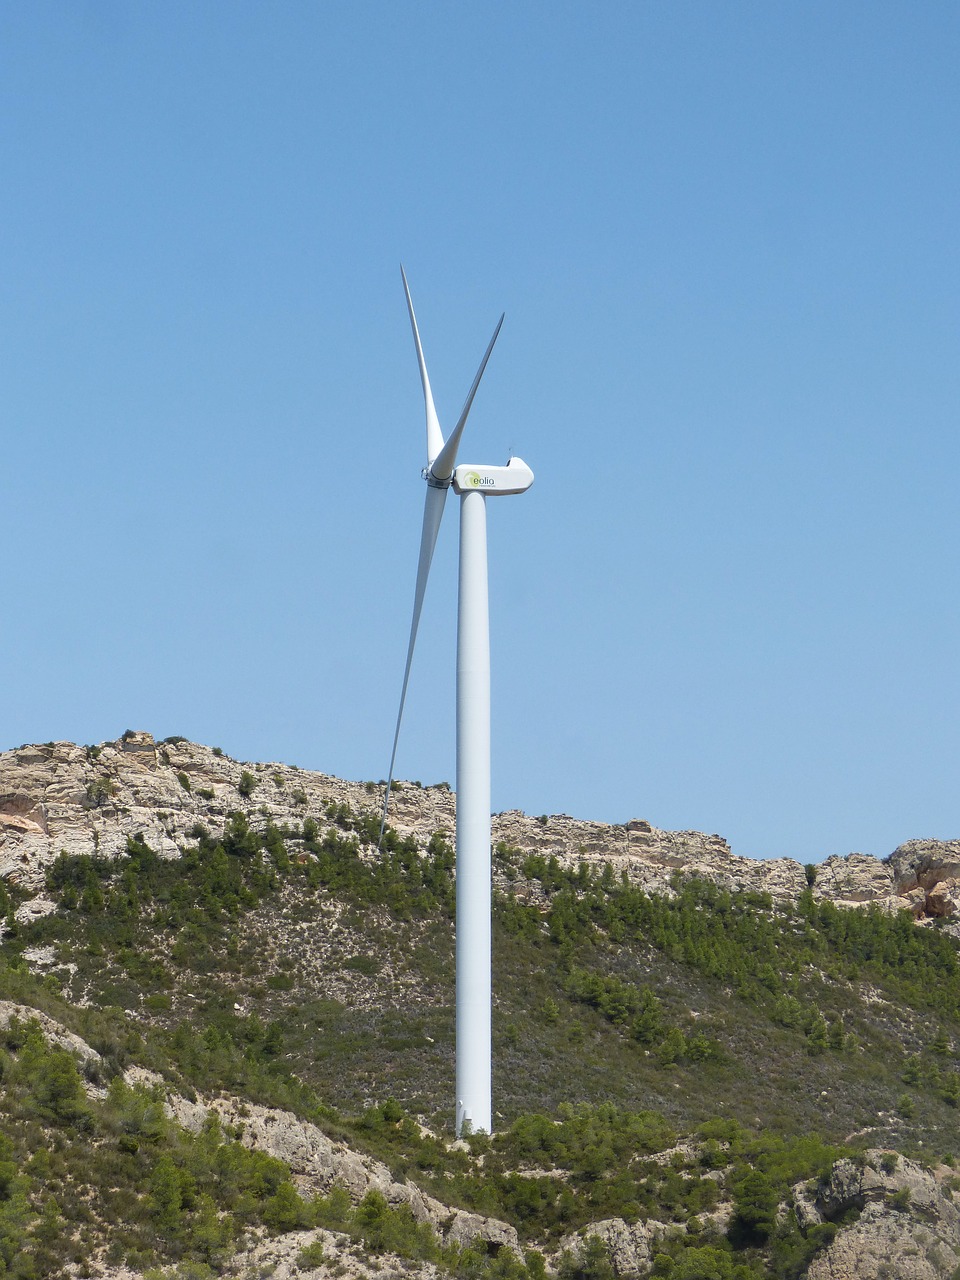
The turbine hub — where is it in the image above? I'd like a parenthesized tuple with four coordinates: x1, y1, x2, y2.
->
(452, 457, 534, 496)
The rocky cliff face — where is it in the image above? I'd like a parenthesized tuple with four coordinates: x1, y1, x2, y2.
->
(2, 732, 959, 931)
(797, 1152, 960, 1280)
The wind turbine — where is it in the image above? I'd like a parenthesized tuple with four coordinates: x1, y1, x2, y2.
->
(382, 266, 534, 1135)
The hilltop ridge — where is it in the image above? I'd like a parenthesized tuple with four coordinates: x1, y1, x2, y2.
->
(1, 730, 958, 931)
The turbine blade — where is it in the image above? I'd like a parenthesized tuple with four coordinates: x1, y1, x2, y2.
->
(381, 481, 448, 841)
(401, 265, 445, 467)
(430, 313, 504, 482)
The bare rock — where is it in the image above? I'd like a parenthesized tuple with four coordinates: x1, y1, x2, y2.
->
(118, 730, 159, 767)
(1, 734, 958, 940)
(814, 853, 897, 903)
(898, 885, 930, 917)
(881, 840, 960, 923)
(797, 1151, 960, 1280)
(195, 1227, 440, 1280)
(443, 1209, 520, 1254)
(13, 896, 57, 926)
(925, 884, 959, 918)
(805, 1200, 959, 1279)
(0, 811, 45, 836)
(558, 1217, 668, 1278)
(889, 840, 960, 893)
(0, 1000, 102, 1066)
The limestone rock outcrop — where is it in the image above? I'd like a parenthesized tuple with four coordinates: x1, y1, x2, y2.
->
(0, 999, 103, 1067)
(887, 839, 960, 923)
(128, 1069, 519, 1255)
(209, 1228, 439, 1279)
(558, 1216, 669, 1278)
(2, 732, 960, 937)
(794, 1151, 960, 1280)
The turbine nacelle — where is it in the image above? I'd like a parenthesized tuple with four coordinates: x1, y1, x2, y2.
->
(452, 457, 534, 496)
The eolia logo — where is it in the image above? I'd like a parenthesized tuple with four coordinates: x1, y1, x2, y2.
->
(465, 471, 495, 488)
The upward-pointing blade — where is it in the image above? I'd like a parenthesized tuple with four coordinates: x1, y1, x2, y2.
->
(430, 313, 505, 482)
(380, 480, 448, 841)
(401, 265, 445, 467)
(382, 282, 504, 842)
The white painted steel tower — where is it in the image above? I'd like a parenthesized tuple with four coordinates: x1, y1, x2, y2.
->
(382, 267, 534, 1134)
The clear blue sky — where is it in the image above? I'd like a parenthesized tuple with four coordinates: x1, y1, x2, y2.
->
(3, 2, 958, 863)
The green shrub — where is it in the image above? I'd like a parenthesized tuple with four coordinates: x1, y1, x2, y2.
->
(890, 1186, 911, 1210)
(352, 1189, 440, 1260)
(729, 1168, 777, 1243)
(262, 1182, 311, 1232)
(84, 778, 116, 808)
(657, 1028, 687, 1067)
(296, 1240, 326, 1268)
(558, 1236, 615, 1279)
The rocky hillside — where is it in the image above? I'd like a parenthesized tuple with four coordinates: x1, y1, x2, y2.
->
(2, 731, 959, 924)
(2, 732, 960, 1280)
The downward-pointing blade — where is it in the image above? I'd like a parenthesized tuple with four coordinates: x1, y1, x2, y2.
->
(430, 313, 505, 482)
(380, 481, 448, 841)
(401, 265, 445, 467)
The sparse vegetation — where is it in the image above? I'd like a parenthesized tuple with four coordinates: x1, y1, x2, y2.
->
(84, 777, 116, 808)
(1, 768, 960, 1277)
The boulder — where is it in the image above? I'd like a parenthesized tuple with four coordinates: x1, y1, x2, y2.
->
(443, 1209, 520, 1254)
(889, 840, 960, 894)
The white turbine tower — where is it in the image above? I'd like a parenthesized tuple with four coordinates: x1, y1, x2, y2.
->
(382, 266, 534, 1136)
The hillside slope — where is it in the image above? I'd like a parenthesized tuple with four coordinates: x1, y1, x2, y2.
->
(2, 732, 960, 1279)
